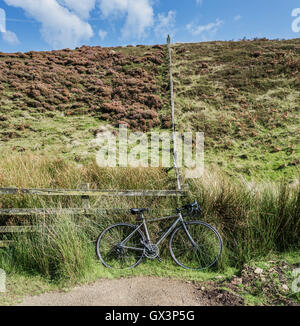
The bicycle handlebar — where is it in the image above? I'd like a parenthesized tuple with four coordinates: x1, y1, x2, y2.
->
(177, 200, 202, 217)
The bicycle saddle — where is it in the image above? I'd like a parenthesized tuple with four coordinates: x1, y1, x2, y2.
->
(130, 208, 149, 215)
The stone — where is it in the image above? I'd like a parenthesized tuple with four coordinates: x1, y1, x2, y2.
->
(254, 268, 263, 275)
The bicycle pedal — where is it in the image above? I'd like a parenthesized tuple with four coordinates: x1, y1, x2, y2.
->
(156, 256, 162, 262)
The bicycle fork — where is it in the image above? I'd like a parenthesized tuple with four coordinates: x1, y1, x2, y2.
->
(181, 220, 199, 249)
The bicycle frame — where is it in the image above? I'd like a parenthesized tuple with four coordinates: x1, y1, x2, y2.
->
(120, 211, 197, 252)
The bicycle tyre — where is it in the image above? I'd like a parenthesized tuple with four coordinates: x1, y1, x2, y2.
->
(169, 221, 223, 270)
(96, 223, 145, 269)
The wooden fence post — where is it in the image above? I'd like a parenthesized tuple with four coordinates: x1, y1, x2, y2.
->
(167, 35, 183, 192)
(81, 183, 91, 209)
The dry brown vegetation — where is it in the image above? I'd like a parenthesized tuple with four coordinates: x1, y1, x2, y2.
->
(0, 45, 168, 135)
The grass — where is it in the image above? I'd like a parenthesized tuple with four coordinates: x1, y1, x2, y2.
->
(2, 215, 95, 282)
(237, 252, 300, 305)
(0, 112, 101, 163)
(0, 273, 58, 306)
(0, 155, 299, 305)
(172, 39, 300, 181)
(186, 168, 300, 267)
(243, 293, 266, 306)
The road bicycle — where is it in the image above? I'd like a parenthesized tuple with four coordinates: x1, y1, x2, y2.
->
(96, 200, 223, 270)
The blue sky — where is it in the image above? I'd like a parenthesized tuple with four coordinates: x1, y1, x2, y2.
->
(0, 0, 300, 52)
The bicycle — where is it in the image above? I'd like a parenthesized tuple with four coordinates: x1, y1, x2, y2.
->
(96, 200, 223, 270)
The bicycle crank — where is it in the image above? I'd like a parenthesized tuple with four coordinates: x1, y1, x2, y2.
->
(144, 244, 160, 259)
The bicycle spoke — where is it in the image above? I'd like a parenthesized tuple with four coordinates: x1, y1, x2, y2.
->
(96, 224, 145, 269)
(170, 222, 222, 270)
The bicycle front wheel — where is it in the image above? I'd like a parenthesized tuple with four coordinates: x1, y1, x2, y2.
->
(96, 223, 145, 269)
(169, 221, 223, 270)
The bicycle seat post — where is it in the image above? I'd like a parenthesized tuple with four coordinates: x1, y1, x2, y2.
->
(140, 212, 151, 243)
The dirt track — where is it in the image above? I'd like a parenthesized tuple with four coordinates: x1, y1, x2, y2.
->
(16, 277, 211, 306)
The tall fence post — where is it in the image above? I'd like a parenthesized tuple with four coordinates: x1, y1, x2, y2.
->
(81, 183, 91, 209)
(167, 35, 183, 192)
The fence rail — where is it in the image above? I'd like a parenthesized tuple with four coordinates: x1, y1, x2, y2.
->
(0, 226, 36, 233)
(0, 187, 184, 197)
(0, 240, 14, 248)
(0, 207, 178, 216)
(0, 184, 186, 246)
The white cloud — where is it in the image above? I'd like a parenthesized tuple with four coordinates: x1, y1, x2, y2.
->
(98, 29, 107, 41)
(154, 10, 176, 38)
(234, 15, 242, 21)
(57, 0, 96, 20)
(4, 0, 93, 49)
(0, 8, 6, 33)
(98, 0, 154, 39)
(187, 19, 223, 36)
(0, 7, 20, 44)
(2, 30, 19, 44)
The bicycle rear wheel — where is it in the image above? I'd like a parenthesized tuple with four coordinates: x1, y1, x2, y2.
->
(169, 221, 222, 270)
(96, 223, 145, 269)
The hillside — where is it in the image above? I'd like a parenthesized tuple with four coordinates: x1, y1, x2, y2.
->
(0, 39, 299, 307)
(0, 39, 299, 181)
(172, 39, 300, 180)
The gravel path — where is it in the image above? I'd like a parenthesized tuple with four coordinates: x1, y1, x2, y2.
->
(16, 277, 210, 306)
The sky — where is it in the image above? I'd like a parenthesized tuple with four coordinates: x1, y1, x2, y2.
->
(0, 0, 300, 52)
